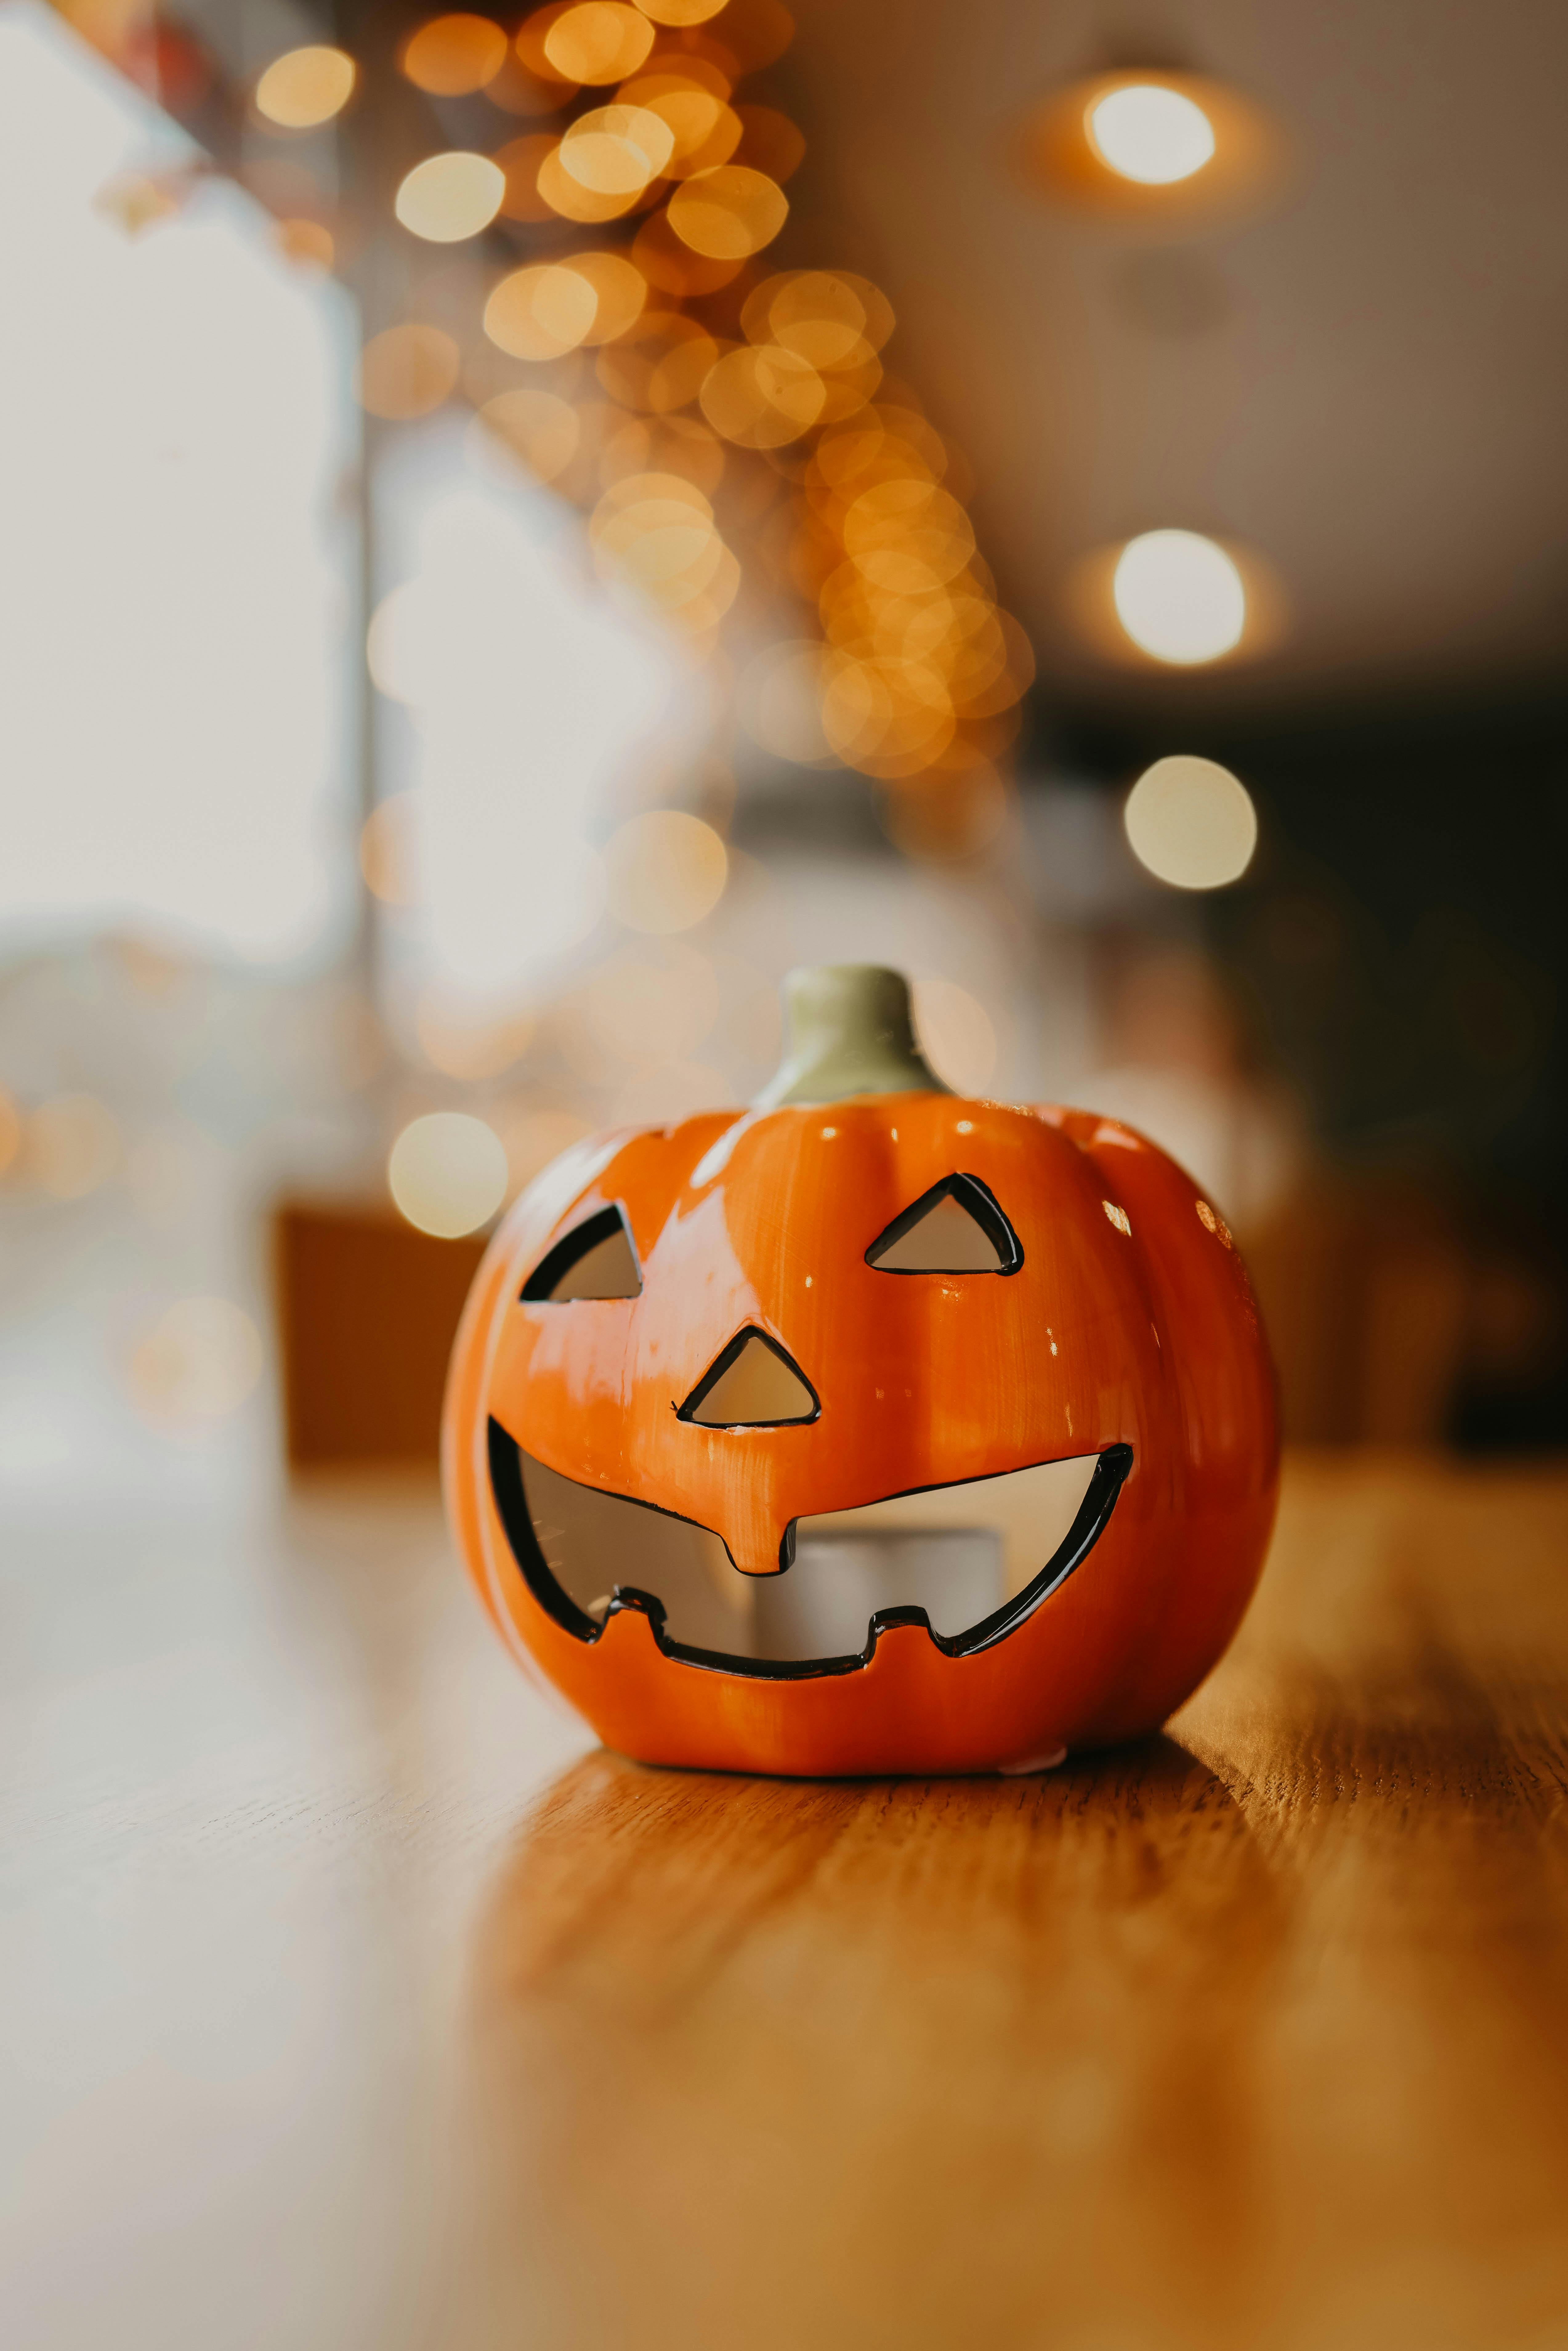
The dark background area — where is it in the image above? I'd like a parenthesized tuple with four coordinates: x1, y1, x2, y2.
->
(1053, 685, 1568, 1446)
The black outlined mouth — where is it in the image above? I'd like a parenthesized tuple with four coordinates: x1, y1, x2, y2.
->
(487, 1420, 1133, 1681)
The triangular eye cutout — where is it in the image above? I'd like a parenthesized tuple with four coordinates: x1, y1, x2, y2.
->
(866, 1173, 1023, 1275)
(521, 1204, 642, 1302)
(678, 1327, 820, 1428)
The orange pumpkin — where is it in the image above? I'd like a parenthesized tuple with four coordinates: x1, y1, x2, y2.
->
(443, 965, 1278, 1776)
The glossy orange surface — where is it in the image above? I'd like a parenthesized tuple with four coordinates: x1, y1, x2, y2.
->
(443, 1092, 1279, 1775)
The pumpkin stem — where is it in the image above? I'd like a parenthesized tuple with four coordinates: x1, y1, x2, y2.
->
(753, 965, 951, 1109)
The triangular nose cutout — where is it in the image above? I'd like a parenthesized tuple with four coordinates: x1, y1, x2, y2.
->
(866, 1173, 1022, 1274)
(678, 1328, 820, 1428)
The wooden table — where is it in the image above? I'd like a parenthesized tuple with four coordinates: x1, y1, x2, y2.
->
(4, 1453, 1568, 2350)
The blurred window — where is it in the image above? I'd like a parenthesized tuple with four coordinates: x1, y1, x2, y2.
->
(0, 1, 358, 966)
(370, 421, 683, 1023)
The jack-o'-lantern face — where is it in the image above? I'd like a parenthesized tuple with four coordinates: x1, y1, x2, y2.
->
(444, 966, 1278, 1778)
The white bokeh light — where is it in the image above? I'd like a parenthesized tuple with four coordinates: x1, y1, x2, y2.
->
(1112, 530, 1246, 666)
(1088, 85, 1216, 184)
(389, 1111, 509, 1238)
(1124, 755, 1258, 890)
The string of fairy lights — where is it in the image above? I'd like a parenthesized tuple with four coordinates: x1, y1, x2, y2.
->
(253, 1, 1033, 862)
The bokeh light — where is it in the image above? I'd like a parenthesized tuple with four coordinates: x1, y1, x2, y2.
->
(394, 152, 506, 242)
(255, 46, 355, 130)
(632, 206, 743, 296)
(544, 2, 655, 85)
(714, 0, 796, 72)
(415, 996, 537, 1080)
(401, 14, 510, 95)
(734, 104, 805, 181)
(27, 1094, 122, 1199)
(589, 473, 737, 629)
(366, 584, 424, 703)
(94, 173, 181, 237)
(1112, 529, 1246, 665)
(1124, 755, 1258, 889)
(515, 2, 582, 90)
(633, 0, 729, 23)
(1023, 69, 1283, 227)
(275, 217, 334, 271)
(359, 793, 422, 905)
(700, 342, 824, 446)
(601, 410, 725, 492)
(1088, 85, 1216, 184)
(597, 311, 718, 410)
(388, 1112, 510, 1238)
(605, 810, 727, 933)
(536, 138, 644, 222)
(667, 163, 787, 258)
(483, 262, 599, 359)
(128, 1299, 264, 1427)
(567, 250, 648, 342)
(498, 1106, 594, 1194)
(749, 269, 890, 365)
(738, 639, 834, 764)
(620, 74, 742, 178)
(356, 324, 460, 420)
(474, 387, 581, 482)
(560, 104, 674, 194)
(332, 0, 1028, 849)
(913, 978, 998, 1093)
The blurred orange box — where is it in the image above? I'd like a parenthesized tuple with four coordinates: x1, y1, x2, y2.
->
(273, 1200, 484, 1468)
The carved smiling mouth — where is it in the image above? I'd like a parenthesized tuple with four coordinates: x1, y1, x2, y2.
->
(487, 1420, 1133, 1680)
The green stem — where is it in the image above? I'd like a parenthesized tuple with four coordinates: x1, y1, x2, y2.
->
(753, 965, 950, 1110)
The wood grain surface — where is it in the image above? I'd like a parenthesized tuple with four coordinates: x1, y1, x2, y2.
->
(5, 1453, 1568, 2351)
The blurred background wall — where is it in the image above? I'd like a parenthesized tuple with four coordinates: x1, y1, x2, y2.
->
(1, 0, 1564, 1499)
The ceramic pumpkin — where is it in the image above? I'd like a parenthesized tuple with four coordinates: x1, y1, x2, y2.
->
(443, 964, 1278, 1777)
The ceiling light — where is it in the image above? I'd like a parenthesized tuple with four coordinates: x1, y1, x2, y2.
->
(1020, 71, 1284, 225)
(1112, 530, 1245, 665)
(1088, 85, 1215, 184)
